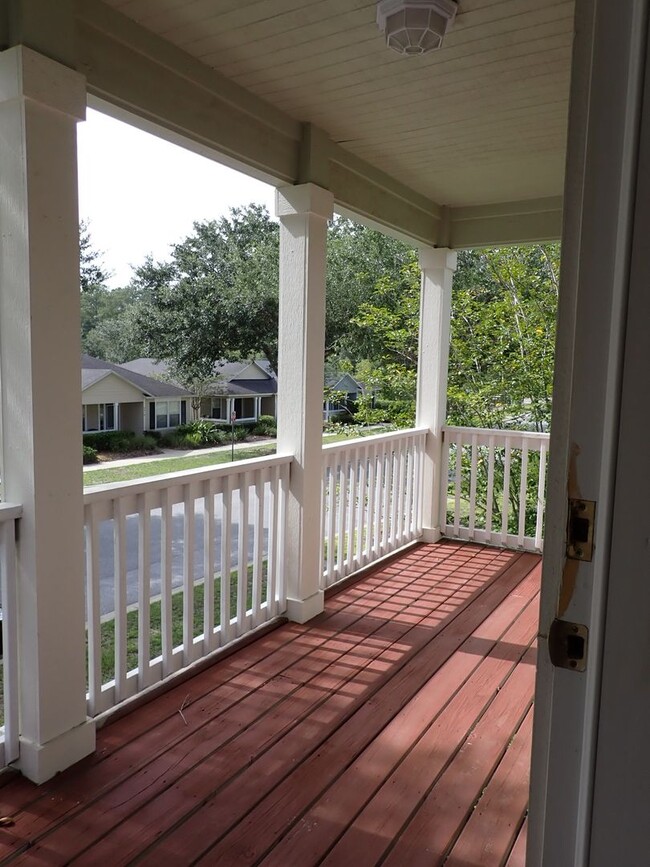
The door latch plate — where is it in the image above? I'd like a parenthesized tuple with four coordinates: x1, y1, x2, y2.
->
(567, 498, 596, 561)
(549, 619, 588, 671)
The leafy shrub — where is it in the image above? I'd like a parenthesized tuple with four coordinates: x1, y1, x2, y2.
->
(129, 435, 158, 451)
(83, 430, 133, 451)
(83, 430, 158, 454)
(208, 423, 250, 443)
(176, 420, 223, 445)
(83, 445, 98, 464)
(253, 415, 277, 436)
(160, 420, 232, 449)
(352, 406, 389, 426)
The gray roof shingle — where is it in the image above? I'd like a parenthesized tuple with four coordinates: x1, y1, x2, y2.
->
(120, 358, 278, 398)
(81, 355, 192, 398)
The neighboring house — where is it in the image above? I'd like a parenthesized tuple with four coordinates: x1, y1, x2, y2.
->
(323, 372, 364, 421)
(121, 358, 278, 423)
(81, 355, 191, 434)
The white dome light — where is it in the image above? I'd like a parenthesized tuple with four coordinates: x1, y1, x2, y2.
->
(376, 0, 458, 56)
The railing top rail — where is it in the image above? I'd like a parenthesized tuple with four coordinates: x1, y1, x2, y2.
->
(0, 503, 22, 523)
(443, 424, 550, 443)
(83, 452, 292, 503)
(322, 426, 428, 459)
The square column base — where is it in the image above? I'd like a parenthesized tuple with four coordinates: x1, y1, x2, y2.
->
(16, 718, 96, 784)
(285, 589, 325, 624)
(421, 527, 443, 543)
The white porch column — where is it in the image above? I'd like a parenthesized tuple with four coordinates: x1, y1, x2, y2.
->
(276, 183, 333, 623)
(0, 46, 95, 782)
(416, 247, 457, 542)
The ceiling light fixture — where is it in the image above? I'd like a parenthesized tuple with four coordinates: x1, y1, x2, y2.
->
(376, 0, 458, 56)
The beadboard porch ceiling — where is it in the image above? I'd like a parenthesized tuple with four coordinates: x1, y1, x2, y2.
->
(101, 0, 574, 209)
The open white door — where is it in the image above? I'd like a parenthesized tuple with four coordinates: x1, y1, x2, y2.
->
(528, 1, 650, 864)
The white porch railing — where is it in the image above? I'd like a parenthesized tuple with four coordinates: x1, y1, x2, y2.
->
(441, 425, 550, 552)
(0, 503, 21, 768)
(83, 454, 290, 717)
(321, 428, 426, 588)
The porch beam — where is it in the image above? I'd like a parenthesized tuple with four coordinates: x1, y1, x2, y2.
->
(0, 45, 95, 782)
(416, 248, 457, 542)
(276, 183, 333, 623)
(449, 195, 563, 248)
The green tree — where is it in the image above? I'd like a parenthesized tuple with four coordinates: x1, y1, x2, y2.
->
(326, 217, 413, 357)
(447, 246, 558, 431)
(128, 205, 279, 381)
(347, 244, 559, 431)
(79, 221, 145, 361)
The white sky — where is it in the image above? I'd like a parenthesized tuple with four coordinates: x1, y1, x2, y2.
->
(77, 107, 277, 288)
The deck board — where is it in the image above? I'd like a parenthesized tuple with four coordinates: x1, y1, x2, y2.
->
(0, 541, 540, 866)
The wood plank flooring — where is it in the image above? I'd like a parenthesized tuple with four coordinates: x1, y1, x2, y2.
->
(0, 541, 540, 866)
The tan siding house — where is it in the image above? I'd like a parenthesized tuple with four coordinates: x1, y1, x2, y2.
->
(81, 355, 191, 434)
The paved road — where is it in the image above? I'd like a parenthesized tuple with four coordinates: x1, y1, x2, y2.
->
(92, 499, 268, 617)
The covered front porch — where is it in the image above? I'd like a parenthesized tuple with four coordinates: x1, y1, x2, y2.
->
(0, 540, 539, 865)
(3, 0, 650, 863)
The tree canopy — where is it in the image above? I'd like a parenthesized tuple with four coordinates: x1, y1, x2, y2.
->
(79, 208, 559, 433)
(127, 205, 279, 381)
(347, 244, 559, 430)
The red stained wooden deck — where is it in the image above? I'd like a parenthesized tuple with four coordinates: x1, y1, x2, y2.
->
(0, 540, 540, 866)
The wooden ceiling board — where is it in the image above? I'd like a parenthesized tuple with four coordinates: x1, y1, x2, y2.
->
(99, 0, 574, 208)
(226, 17, 572, 95)
(113, 0, 188, 20)
(154, 0, 334, 40)
(182, 0, 513, 58)
(328, 84, 569, 143)
(253, 44, 571, 123)
(184, 7, 375, 62)
(213, 0, 570, 80)
(301, 71, 569, 144)
(169, 2, 374, 53)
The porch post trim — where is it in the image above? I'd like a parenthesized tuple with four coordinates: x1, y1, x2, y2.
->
(416, 247, 457, 542)
(0, 45, 95, 783)
(276, 183, 333, 623)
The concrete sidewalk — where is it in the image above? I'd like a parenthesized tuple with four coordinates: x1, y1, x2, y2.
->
(83, 438, 277, 472)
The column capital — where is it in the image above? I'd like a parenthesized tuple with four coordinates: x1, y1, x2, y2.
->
(0, 46, 85, 120)
(419, 246, 458, 273)
(275, 183, 334, 221)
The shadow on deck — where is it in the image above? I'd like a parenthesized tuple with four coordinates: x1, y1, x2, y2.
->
(0, 540, 541, 866)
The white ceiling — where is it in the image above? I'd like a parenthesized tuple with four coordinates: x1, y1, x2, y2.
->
(103, 0, 574, 208)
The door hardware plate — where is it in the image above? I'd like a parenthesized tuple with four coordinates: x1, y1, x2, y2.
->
(549, 619, 588, 672)
(567, 498, 596, 561)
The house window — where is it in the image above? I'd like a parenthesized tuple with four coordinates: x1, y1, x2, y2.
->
(100, 403, 116, 431)
(168, 400, 181, 427)
(154, 400, 182, 429)
(233, 397, 256, 420)
(83, 403, 116, 432)
(210, 398, 228, 420)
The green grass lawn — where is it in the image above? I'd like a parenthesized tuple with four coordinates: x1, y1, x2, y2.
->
(84, 427, 391, 487)
(94, 564, 264, 686)
(84, 444, 277, 486)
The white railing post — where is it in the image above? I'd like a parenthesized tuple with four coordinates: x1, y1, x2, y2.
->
(416, 248, 457, 542)
(83, 454, 291, 717)
(320, 429, 427, 588)
(276, 184, 333, 623)
(440, 426, 549, 552)
(0, 47, 95, 782)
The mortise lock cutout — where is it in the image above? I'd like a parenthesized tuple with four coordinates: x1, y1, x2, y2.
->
(567, 498, 596, 561)
(549, 619, 588, 672)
